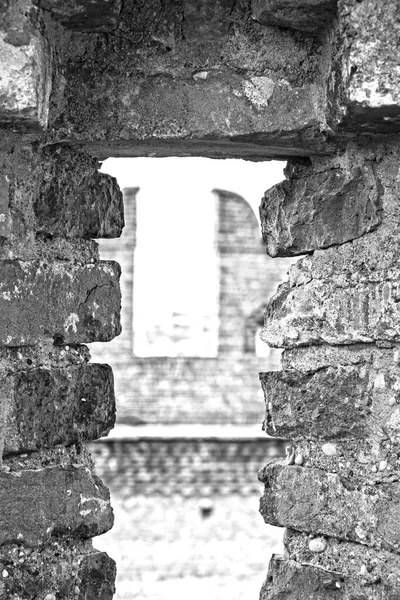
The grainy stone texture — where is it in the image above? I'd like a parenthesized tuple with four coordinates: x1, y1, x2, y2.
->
(0, 540, 112, 600)
(0, 260, 121, 346)
(259, 461, 400, 553)
(0, 176, 12, 240)
(0, 462, 113, 546)
(46, 0, 333, 158)
(35, 0, 122, 32)
(280, 529, 400, 597)
(261, 145, 400, 348)
(252, 0, 337, 34)
(2, 0, 400, 597)
(35, 147, 124, 239)
(0, 0, 51, 129)
(260, 156, 383, 256)
(2, 363, 115, 455)
(338, 0, 400, 133)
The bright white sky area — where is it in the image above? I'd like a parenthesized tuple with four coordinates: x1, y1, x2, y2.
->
(100, 158, 285, 356)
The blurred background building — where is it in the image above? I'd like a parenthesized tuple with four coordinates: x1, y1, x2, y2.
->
(88, 158, 293, 600)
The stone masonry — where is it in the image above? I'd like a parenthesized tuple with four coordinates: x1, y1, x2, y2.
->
(1, 0, 400, 598)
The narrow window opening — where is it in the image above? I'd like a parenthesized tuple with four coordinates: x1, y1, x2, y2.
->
(88, 157, 295, 600)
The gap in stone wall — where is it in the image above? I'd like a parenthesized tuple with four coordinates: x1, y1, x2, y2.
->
(87, 157, 294, 600)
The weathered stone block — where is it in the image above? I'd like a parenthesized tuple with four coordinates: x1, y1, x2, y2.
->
(0, 539, 94, 599)
(260, 556, 346, 599)
(260, 365, 372, 440)
(262, 269, 400, 348)
(36, 147, 124, 239)
(77, 551, 116, 600)
(0, 464, 113, 546)
(259, 461, 400, 552)
(0, 0, 50, 129)
(0, 175, 12, 239)
(0, 260, 121, 346)
(183, 0, 236, 42)
(252, 0, 337, 33)
(260, 160, 382, 256)
(3, 363, 115, 455)
(35, 0, 122, 32)
(50, 1, 333, 157)
(338, 0, 400, 132)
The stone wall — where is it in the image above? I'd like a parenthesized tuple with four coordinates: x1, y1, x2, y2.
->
(1, 0, 400, 598)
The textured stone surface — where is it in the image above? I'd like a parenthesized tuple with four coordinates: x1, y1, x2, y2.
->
(0, 175, 12, 239)
(48, 0, 331, 157)
(0, 539, 92, 599)
(252, 0, 337, 33)
(259, 461, 400, 552)
(260, 556, 346, 599)
(283, 529, 400, 597)
(77, 550, 117, 600)
(260, 158, 382, 256)
(36, 147, 124, 239)
(0, 464, 113, 546)
(260, 365, 373, 441)
(338, 0, 400, 132)
(0, 0, 50, 129)
(35, 0, 122, 32)
(262, 261, 400, 348)
(2, 363, 115, 455)
(0, 260, 121, 346)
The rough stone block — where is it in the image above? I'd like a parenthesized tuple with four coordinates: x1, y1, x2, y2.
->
(77, 550, 116, 600)
(338, 0, 400, 132)
(36, 147, 124, 239)
(0, 260, 121, 346)
(260, 159, 382, 257)
(0, 0, 50, 129)
(0, 464, 113, 546)
(262, 269, 400, 348)
(259, 461, 400, 552)
(252, 0, 337, 33)
(0, 175, 12, 239)
(3, 363, 115, 456)
(35, 0, 122, 32)
(260, 365, 372, 440)
(283, 529, 400, 597)
(183, 0, 236, 42)
(0, 539, 93, 599)
(260, 556, 346, 599)
(51, 1, 333, 157)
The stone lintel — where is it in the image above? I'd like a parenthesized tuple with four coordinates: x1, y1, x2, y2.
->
(34, 0, 122, 32)
(260, 158, 382, 257)
(0, 464, 113, 546)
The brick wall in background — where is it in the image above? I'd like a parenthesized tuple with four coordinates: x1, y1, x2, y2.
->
(89, 436, 286, 497)
(90, 186, 292, 426)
